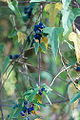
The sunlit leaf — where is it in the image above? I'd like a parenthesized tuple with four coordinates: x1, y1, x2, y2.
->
(41, 37, 48, 48)
(68, 32, 80, 63)
(17, 31, 26, 44)
(62, 0, 71, 9)
(35, 118, 42, 120)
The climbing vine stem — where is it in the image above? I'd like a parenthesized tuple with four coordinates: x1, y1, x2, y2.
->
(38, 4, 43, 86)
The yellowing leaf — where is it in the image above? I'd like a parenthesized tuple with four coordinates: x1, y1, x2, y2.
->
(44, 3, 62, 27)
(68, 83, 79, 110)
(35, 118, 42, 120)
(35, 94, 42, 104)
(17, 31, 26, 44)
(54, 3, 63, 10)
(41, 37, 48, 48)
(35, 37, 48, 49)
(31, 110, 36, 114)
(44, 4, 54, 12)
(68, 32, 80, 63)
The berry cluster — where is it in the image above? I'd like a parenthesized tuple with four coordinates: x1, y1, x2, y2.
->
(38, 87, 46, 95)
(33, 22, 45, 42)
(9, 54, 20, 59)
(20, 101, 35, 117)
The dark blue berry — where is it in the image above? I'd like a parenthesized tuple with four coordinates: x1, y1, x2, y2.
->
(27, 107, 34, 114)
(75, 66, 80, 71)
(34, 34, 42, 40)
(38, 90, 42, 95)
(39, 22, 45, 29)
(20, 111, 25, 116)
(9, 54, 20, 59)
(41, 88, 45, 92)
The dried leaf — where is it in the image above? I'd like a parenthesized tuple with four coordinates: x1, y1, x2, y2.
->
(68, 32, 80, 63)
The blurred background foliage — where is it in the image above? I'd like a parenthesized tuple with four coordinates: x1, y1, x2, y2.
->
(0, 0, 80, 120)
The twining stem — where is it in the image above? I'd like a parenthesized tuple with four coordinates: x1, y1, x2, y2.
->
(38, 4, 43, 86)
(19, 1, 59, 4)
(0, 73, 4, 120)
(59, 48, 80, 91)
(38, 53, 41, 86)
(50, 65, 72, 87)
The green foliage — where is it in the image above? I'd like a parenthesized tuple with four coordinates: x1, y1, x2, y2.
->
(1, 0, 80, 119)
(62, 8, 80, 35)
(7, 0, 21, 17)
(43, 27, 64, 58)
(62, 0, 71, 9)
(70, 92, 80, 103)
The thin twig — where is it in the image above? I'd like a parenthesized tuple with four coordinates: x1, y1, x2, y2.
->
(0, 73, 4, 120)
(50, 65, 71, 87)
(0, 64, 15, 92)
(59, 48, 80, 91)
(18, 1, 60, 4)
(38, 4, 43, 86)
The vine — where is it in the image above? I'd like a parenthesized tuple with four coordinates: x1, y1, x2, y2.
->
(1, 0, 80, 120)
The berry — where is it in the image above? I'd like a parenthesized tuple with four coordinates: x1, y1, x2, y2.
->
(34, 34, 42, 40)
(38, 90, 42, 95)
(27, 107, 34, 114)
(75, 66, 80, 71)
(9, 54, 20, 59)
(39, 22, 45, 29)
(20, 111, 25, 116)
(41, 88, 45, 92)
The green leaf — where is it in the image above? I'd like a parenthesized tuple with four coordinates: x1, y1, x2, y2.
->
(8, 29, 17, 38)
(8, 0, 21, 17)
(62, 0, 71, 9)
(9, 107, 22, 119)
(39, 42, 46, 52)
(70, 92, 80, 103)
(27, 89, 38, 102)
(34, 42, 39, 54)
(9, 15, 16, 27)
(43, 27, 64, 58)
(77, 0, 80, 3)
(62, 8, 80, 35)
(30, 0, 46, 2)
